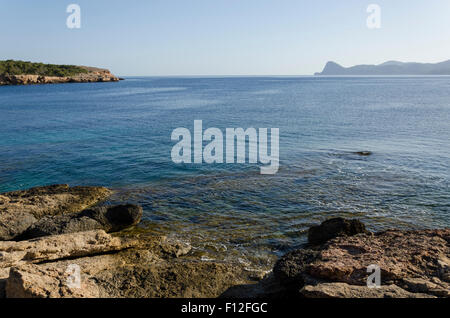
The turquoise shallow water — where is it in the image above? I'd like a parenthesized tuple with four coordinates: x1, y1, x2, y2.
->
(0, 76, 449, 269)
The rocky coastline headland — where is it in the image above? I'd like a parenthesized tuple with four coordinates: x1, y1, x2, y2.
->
(0, 184, 448, 298)
(0, 60, 121, 86)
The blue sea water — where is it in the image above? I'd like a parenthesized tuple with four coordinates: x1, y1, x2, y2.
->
(1, 77, 449, 268)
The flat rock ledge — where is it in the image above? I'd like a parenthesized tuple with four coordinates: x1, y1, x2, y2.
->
(0, 184, 112, 219)
(0, 230, 259, 298)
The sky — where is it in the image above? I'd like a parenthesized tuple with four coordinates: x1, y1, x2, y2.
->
(1, 0, 450, 76)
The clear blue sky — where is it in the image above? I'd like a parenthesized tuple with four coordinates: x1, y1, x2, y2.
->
(1, 0, 449, 76)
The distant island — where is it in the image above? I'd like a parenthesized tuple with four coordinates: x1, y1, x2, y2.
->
(315, 59, 450, 76)
(0, 60, 121, 85)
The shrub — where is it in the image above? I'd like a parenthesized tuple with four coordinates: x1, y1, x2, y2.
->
(0, 60, 88, 77)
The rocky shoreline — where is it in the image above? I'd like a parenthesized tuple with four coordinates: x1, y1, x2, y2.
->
(0, 185, 448, 298)
(0, 66, 120, 86)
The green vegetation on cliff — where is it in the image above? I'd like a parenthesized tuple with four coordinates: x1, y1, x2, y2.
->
(0, 60, 88, 77)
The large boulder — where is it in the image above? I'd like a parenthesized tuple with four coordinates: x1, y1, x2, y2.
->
(0, 211, 36, 241)
(308, 217, 368, 245)
(272, 249, 319, 288)
(20, 205, 142, 240)
(0, 184, 111, 240)
(80, 204, 143, 233)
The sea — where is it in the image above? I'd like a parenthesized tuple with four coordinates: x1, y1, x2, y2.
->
(1, 76, 449, 270)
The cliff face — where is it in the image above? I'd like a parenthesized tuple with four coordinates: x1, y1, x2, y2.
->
(315, 61, 346, 75)
(315, 59, 450, 75)
(0, 67, 120, 86)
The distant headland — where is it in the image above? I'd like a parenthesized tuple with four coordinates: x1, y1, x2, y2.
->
(0, 60, 122, 85)
(315, 59, 450, 76)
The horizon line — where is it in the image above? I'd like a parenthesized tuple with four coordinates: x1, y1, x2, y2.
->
(117, 74, 450, 78)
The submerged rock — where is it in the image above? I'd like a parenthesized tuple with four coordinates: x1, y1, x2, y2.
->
(307, 217, 368, 245)
(160, 239, 192, 258)
(353, 151, 372, 156)
(21, 204, 142, 240)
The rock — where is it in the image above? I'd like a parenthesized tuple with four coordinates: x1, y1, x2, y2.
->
(20, 215, 102, 240)
(6, 264, 101, 298)
(0, 211, 36, 241)
(160, 239, 192, 258)
(21, 204, 142, 239)
(0, 184, 112, 219)
(0, 230, 141, 298)
(308, 217, 368, 245)
(300, 283, 435, 298)
(94, 257, 257, 298)
(437, 255, 450, 282)
(353, 151, 372, 156)
(5, 256, 257, 298)
(271, 224, 450, 298)
(0, 184, 112, 240)
(220, 273, 288, 298)
(0, 268, 9, 298)
(81, 204, 142, 233)
(0, 230, 138, 268)
(307, 229, 450, 283)
(401, 277, 450, 298)
(2, 231, 258, 298)
(0, 183, 266, 299)
(306, 229, 450, 297)
(273, 249, 319, 288)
